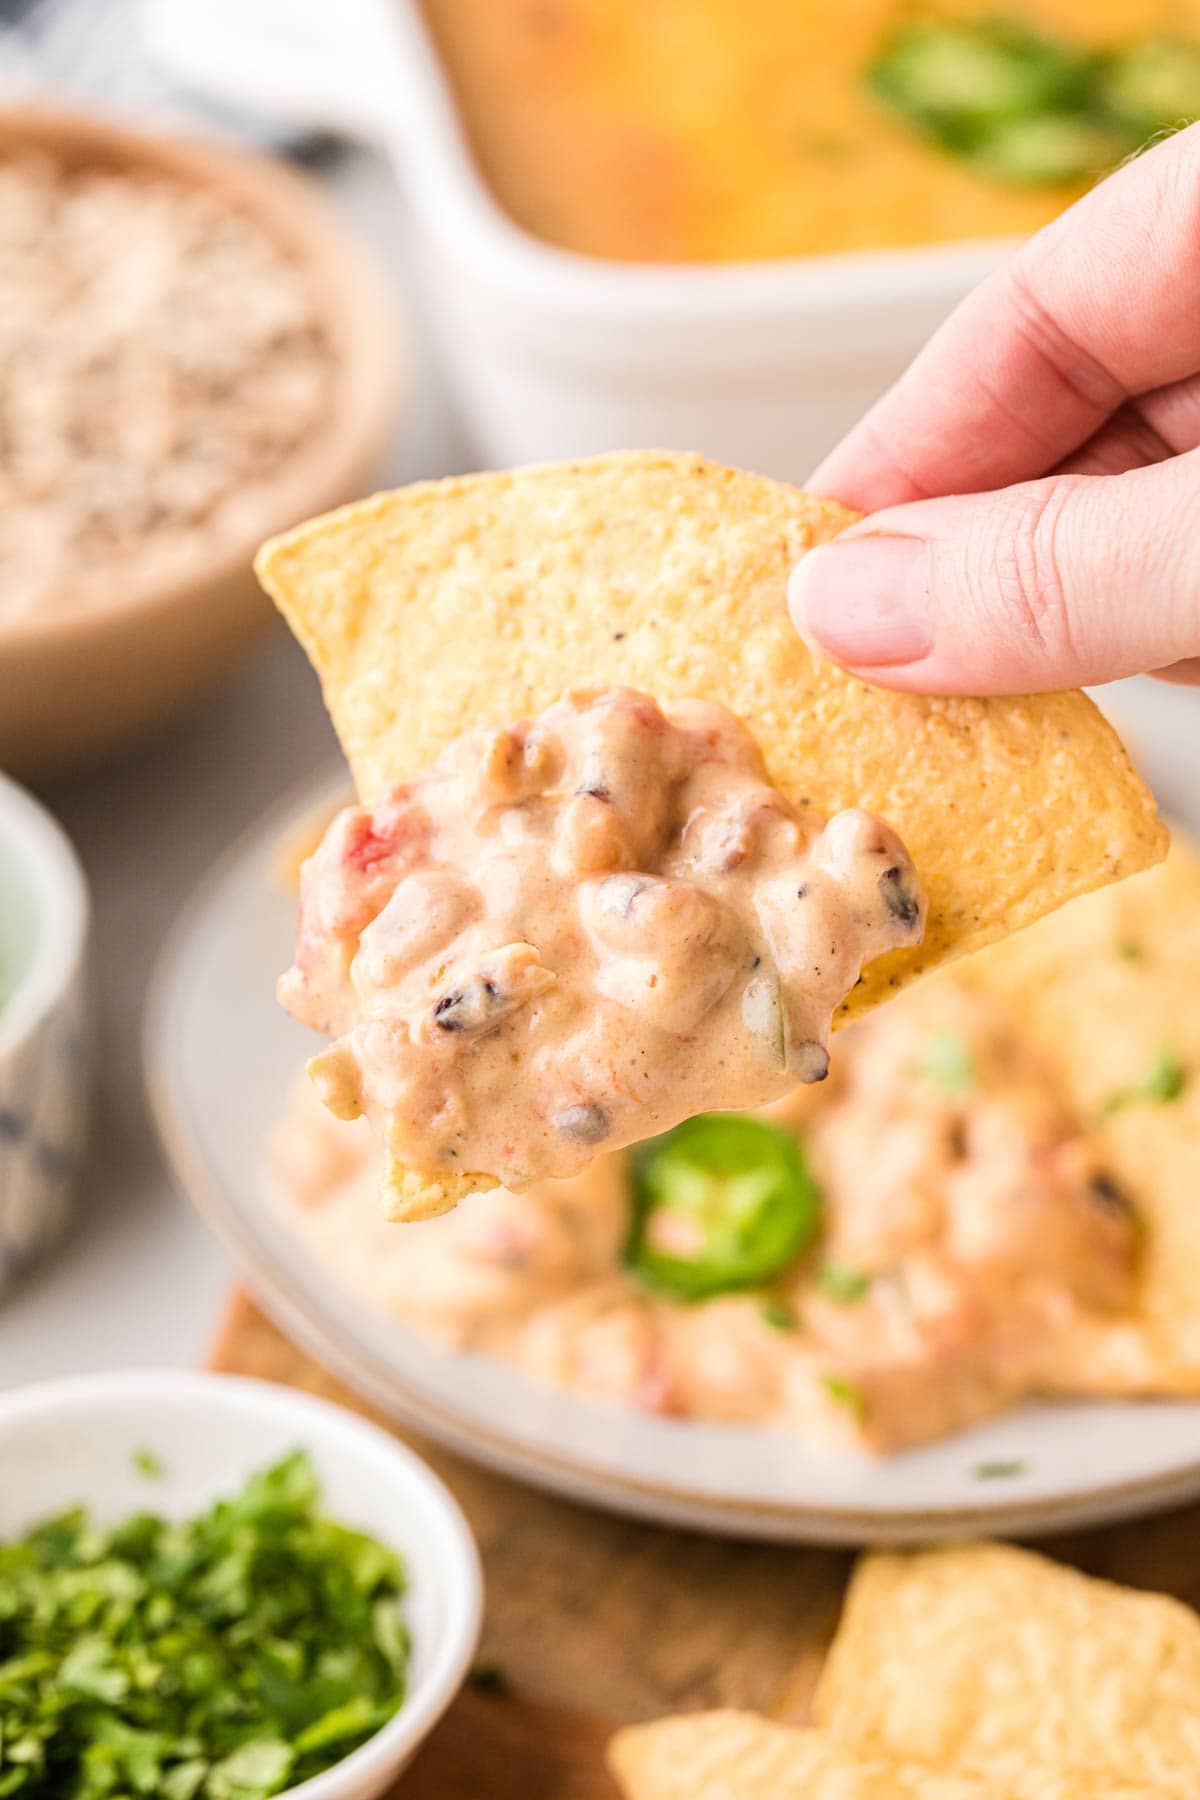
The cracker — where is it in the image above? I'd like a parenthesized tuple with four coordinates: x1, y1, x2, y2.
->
(608, 1710, 1141, 1800)
(816, 1543, 1200, 1797)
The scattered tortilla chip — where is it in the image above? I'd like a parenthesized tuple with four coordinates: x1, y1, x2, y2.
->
(608, 1710, 1144, 1800)
(952, 834, 1200, 1391)
(257, 452, 1163, 1028)
(816, 1543, 1200, 1797)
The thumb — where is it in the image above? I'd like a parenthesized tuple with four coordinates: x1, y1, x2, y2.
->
(789, 453, 1200, 693)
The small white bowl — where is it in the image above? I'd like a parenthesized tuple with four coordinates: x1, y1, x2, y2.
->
(0, 772, 90, 1290)
(0, 1370, 484, 1800)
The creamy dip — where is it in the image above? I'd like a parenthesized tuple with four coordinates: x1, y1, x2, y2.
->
(272, 980, 1141, 1454)
(281, 687, 925, 1202)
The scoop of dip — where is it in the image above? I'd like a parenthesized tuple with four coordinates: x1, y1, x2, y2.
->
(280, 686, 926, 1216)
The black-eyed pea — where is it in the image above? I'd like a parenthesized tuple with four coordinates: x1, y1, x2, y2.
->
(553, 792, 634, 876)
(553, 1102, 611, 1144)
(428, 942, 557, 1038)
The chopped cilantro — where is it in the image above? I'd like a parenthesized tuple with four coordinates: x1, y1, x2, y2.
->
(911, 1028, 977, 1095)
(817, 1261, 871, 1305)
(972, 1458, 1028, 1480)
(1102, 1047, 1187, 1117)
(820, 1374, 868, 1425)
(467, 1662, 511, 1695)
(131, 1445, 164, 1480)
(867, 16, 1200, 189)
(0, 1450, 409, 1798)
(761, 1298, 798, 1332)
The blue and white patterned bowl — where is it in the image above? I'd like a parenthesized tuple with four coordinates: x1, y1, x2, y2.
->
(0, 774, 90, 1291)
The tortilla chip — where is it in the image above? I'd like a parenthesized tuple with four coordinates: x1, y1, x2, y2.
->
(953, 834, 1200, 1389)
(381, 1148, 490, 1222)
(816, 1544, 1200, 1797)
(256, 455, 1162, 1019)
(608, 1711, 1143, 1800)
(610, 1712, 984, 1800)
(257, 452, 1163, 1215)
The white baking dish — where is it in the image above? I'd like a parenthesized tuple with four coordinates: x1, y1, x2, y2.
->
(145, 0, 1016, 476)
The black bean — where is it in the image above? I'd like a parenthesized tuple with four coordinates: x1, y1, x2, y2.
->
(433, 978, 502, 1032)
(792, 1041, 830, 1083)
(1089, 1172, 1137, 1220)
(879, 865, 921, 928)
(553, 1103, 611, 1144)
(597, 873, 650, 918)
(796, 883, 808, 899)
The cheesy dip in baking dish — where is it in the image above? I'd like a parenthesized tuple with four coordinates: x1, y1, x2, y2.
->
(417, 0, 1200, 261)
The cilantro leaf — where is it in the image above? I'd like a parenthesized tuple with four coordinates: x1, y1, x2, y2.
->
(467, 1661, 511, 1695)
(910, 1028, 977, 1095)
(761, 1298, 798, 1331)
(820, 1374, 868, 1425)
(972, 1458, 1028, 1480)
(209, 1739, 293, 1798)
(817, 1261, 871, 1305)
(1102, 1047, 1187, 1117)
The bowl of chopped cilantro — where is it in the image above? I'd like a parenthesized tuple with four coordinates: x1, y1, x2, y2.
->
(0, 1370, 482, 1799)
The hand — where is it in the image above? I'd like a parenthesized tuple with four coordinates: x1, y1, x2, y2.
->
(788, 122, 1200, 693)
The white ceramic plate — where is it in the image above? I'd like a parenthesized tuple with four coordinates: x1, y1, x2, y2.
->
(147, 773, 1200, 1545)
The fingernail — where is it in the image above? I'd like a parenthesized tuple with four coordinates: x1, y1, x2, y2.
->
(788, 536, 933, 668)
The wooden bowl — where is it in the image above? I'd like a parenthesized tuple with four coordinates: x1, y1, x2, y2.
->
(0, 107, 401, 779)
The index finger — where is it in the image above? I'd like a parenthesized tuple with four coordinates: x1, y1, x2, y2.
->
(808, 122, 1200, 511)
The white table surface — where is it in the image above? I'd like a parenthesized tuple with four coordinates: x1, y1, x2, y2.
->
(0, 148, 1196, 1390)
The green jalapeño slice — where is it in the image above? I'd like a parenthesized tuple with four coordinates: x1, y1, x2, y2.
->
(624, 1113, 822, 1301)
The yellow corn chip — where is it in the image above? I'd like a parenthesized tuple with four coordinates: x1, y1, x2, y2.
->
(816, 1543, 1200, 1797)
(257, 452, 1163, 1022)
(608, 1710, 1146, 1800)
(257, 452, 1163, 1217)
(380, 1146, 488, 1222)
(953, 835, 1200, 1389)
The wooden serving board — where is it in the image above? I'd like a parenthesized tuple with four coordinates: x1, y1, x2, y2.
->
(207, 1288, 1200, 1798)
